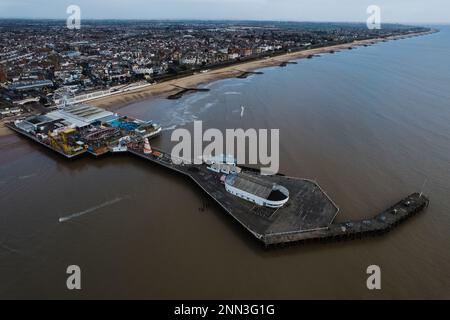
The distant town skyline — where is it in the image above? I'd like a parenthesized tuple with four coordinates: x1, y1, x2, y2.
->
(1, 0, 449, 24)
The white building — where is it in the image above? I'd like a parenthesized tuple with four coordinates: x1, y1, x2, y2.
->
(46, 104, 118, 128)
(132, 66, 153, 75)
(206, 154, 241, 174)
(225, 173, 289, 208)
(181, 56, 197, 65)
(208, 163, 242, 175)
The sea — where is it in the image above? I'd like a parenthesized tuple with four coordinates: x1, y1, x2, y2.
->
(0, 26, 449, 299)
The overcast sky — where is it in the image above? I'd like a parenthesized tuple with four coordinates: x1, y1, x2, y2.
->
(1, 0, 449, 24)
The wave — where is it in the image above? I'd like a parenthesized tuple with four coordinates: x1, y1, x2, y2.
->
(0, 242, 21, 254)
(200, 101, 217, 112)
(162, 125, 178, 132)
(59, 197, 127, 223)
(18, 173, 37, 180)
(224, 91, 242, 95)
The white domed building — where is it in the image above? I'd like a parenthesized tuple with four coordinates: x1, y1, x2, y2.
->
(225, 173, 290, 208)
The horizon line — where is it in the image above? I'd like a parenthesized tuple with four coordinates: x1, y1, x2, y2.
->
(0, 17, 446, 26)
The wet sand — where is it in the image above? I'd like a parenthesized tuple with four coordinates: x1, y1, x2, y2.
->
(90, 31, 432, 111)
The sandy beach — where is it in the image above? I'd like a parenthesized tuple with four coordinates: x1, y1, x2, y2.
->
(0, 30, 433, 138)
(89, 31, 433, 111)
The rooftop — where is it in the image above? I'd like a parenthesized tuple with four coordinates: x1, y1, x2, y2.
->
(226, 173, 274, 199)
(46, 104, 116, 128)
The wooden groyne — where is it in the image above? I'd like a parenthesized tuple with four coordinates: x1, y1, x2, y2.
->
(235, 69, 264, 79)
(279, 61, 298, 67)
(167, 85, 210, 100)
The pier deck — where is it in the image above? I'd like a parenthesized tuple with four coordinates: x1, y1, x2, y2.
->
(264, 193, 429, 245)
(5, 123, 87, 158)
(128, 148, 429, 246)
(128, 148, 339, 240)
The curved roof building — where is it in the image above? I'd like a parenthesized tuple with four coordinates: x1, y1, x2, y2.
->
(225, 173, 289, 208)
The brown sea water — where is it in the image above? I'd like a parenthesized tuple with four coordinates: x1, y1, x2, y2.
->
(0, 28, 449, 299)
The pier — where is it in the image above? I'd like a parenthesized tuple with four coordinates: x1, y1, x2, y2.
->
(264, 193, 429, 246)
(6, 122, 430, 247)
(127, 145, 429, 246)
(6, 123, 87, 158)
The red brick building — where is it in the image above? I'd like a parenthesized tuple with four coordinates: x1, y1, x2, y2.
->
(0, 67, 7, 82)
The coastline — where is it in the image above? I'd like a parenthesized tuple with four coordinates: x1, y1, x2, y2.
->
(88, 30, 435, 111)
(0, 30, 435, 138)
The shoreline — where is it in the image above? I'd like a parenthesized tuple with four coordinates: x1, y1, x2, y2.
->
(88, 30, 435, 111)
(0, 30, 436, 138)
